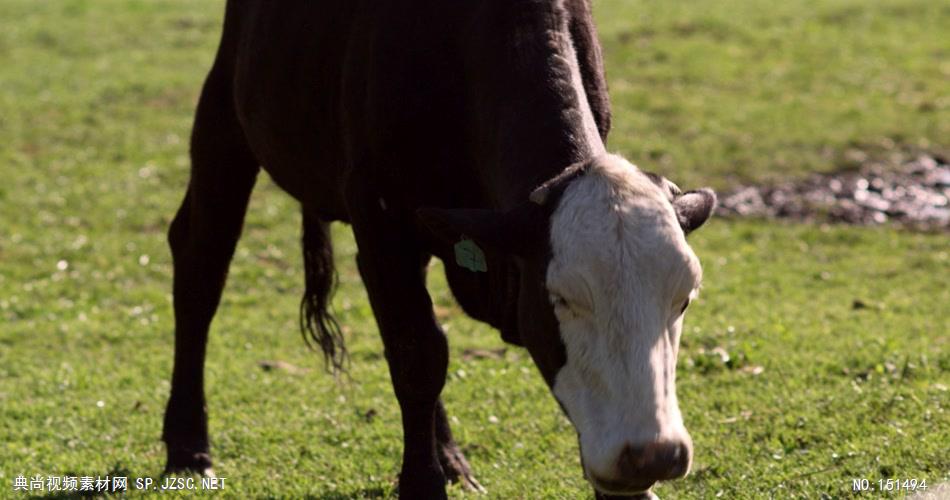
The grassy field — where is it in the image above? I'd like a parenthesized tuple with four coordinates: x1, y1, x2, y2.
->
(1, 0, 947, 498)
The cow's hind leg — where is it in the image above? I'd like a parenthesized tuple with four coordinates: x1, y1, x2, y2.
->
(436, 399, 485, 492)
(162, 63, 259, 475)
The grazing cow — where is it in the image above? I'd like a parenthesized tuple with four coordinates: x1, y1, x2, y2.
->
(161, 0, 716, 498)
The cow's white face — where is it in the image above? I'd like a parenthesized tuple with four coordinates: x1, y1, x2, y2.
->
(546, 155, 703, 494)
(415, 153, 715, 496)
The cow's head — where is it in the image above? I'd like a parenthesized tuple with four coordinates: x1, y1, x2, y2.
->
(417, 154, 715, 496)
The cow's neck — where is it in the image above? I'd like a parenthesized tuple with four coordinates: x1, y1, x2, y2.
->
(467, 1, 606, 209)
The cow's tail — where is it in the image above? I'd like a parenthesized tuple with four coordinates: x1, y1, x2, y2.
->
(299, 214, 347, 373)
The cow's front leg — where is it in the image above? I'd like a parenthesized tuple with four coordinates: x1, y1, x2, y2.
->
(162, 64, 259, 476)
(352, 225, 450, 499)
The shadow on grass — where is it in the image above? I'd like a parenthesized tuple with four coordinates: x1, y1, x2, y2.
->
(25, 466, 394, 499)
(26, 466, 138, 499)
(30, 493, 109, 500)
(270, 486, 393, 499)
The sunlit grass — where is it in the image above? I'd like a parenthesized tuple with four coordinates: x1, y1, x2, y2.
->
(0, 1, 947, 498)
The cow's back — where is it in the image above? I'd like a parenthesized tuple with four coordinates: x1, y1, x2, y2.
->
(210, 0, 610, 226)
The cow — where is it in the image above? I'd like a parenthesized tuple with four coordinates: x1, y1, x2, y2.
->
(160, 0, 716, 498)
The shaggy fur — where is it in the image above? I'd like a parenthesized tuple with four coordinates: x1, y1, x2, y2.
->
(299, 214, 346, 372)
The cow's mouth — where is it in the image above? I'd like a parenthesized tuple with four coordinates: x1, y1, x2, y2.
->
(588, 475, 656, 497)
(577, 431, 661, 497)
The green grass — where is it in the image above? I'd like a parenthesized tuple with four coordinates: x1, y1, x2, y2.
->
(0, 0, 947, 498)
(597, 0, 950, 189)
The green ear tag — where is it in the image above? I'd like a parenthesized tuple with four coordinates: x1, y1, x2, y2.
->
(454, 238, 487, 273)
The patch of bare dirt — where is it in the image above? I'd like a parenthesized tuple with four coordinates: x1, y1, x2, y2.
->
(717, 153, 949, 230)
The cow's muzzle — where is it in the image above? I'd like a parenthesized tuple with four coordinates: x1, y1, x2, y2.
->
(587, 438, 692, 495)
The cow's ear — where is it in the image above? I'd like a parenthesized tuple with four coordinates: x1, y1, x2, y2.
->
(643, 171, 682, 200)
(416, 203, 546, 257)
(673, 188, 717, 234)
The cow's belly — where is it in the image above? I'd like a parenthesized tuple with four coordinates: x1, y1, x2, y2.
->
(236, 90, 348, 220)
(229, 0, 353, 220)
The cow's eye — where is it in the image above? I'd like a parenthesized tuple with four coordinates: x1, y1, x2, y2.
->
(679, 299, 691, 314)
(549, 294, 568, 308)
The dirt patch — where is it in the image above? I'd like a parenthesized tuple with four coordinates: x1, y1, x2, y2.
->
(909, 482, 950, 499)
(716, 153, 949, 230)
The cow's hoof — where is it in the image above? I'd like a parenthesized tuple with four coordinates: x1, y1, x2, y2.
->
(439, 443, 486, 493)
(164, 448, 214, 477)
(397, 468, 448, 500)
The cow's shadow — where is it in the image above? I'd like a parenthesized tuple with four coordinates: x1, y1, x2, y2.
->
(26, 466, 134, 499)
(273, 486, 393, 499)
(26, 465, 394, 499)
(30, 492, 108, 500)
(31, 487, 393, 500)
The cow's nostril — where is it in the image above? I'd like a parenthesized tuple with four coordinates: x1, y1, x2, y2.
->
(616, 440, 692, 483)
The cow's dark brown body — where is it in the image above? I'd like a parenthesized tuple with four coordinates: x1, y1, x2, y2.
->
(162, 0, 622, 497)
(231, 0, 609, 220)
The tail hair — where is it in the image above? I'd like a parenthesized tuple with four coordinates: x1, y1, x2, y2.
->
(299, 215, 347, 373)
